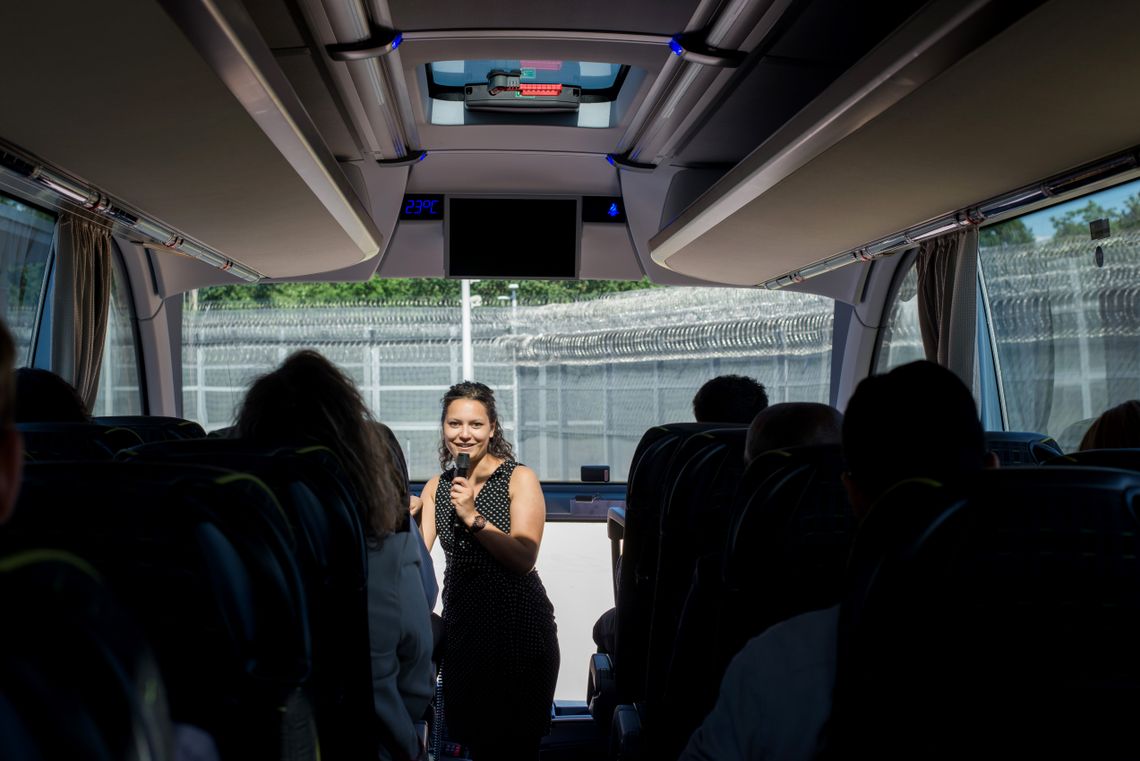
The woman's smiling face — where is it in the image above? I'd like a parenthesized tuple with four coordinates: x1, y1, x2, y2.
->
(444, 398, 495, 465)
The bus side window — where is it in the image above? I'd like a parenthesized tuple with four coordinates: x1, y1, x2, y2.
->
(91, 243, 143, 415)
(977, 177, 1140, 451)
(873, 255, 922, 374)
(0, 193, 55, 365)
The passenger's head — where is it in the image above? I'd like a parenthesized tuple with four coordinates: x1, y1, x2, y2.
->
(842, 361, 988, 518)
(0, 324, 21, 523)
(438, 381, 514, 469)
(236, 349, 399, 538)
(1078, 400, 1140, 451)
(373, 420, 410, 502)
(692, 375, 769, 424)
(745, 402, 843, 462)
(14, 368, 89, 423)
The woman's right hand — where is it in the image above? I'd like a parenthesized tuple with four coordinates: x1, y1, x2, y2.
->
(409, 494, 423, 518)
(450, 475, 477, 526)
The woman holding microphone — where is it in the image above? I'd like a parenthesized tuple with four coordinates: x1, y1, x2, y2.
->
(418, 381, 559, 761)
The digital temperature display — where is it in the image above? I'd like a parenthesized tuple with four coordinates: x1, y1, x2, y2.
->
(399, 194, 445, 220)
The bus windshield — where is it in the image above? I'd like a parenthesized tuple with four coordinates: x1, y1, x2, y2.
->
(182, 279, 834, 480)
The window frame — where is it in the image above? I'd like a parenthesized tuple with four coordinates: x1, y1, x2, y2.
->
(869, 247, 920, 375)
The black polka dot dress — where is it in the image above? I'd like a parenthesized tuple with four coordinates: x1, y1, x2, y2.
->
(435, 460, 560, 746)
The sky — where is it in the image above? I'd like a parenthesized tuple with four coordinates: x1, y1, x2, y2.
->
(1019, 177, 1140, 241)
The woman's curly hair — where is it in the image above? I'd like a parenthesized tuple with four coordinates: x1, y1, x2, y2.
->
(236, 349, 400, 540)
(437, 381, 515, 469)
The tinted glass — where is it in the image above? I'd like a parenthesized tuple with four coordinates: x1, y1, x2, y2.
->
(92, 248, 143, 415)
(874, 260, 924, 373)
(182, 280, 834, 480)
(978, 177, 1140, 450)
(0, 194, 54, 363)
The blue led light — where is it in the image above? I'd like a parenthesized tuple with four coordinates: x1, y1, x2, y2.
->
(391, 32, 403, 50)
(606, 154, 616, 167)
(608, 202, 619, 218)
(669, 36, 685, 56)
(418, 151, 428, 162)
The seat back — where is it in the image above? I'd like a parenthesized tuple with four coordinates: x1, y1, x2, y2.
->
(18, 422, 143, 460)
(0, 549, 171, 761)
(984, 430, 1063, 465)
(119, 437, 373, 759)
(1047, 447, 1140, 471)
(94, 415, 207, 442)
(4, 461, 312, 759)
(644, 427, 746, 705)
(655, 444, 851, 759)
(830, 467, 1140, 758)
(722, 444, 853, 645)
(614, 422, 720, 701)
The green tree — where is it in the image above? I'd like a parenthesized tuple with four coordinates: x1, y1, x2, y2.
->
(1117, 193, 1140, 232)
(196, 277, 656, 308)
(1049, 200, 1114, 239)
(979, 219, 1034, 248)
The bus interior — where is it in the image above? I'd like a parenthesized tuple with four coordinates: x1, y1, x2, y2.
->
(2, 0, 1140, 757)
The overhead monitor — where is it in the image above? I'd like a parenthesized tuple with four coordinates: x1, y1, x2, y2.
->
(446, 197, 580, 278)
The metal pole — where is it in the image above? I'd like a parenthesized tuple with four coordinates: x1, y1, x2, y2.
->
(461, 279, 474, 381)
(510, 284, 520, 461)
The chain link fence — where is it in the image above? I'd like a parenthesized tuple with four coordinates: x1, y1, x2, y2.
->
(183, 286, 835, 480)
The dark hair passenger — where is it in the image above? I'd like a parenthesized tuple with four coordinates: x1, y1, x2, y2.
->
(842, 360, 989, 517)
(418, 381, 559, 761)
(1079, 400, 1140, 451)
(236, 349, 433, 761)
(692, 374, 769, 424)
(14, 367, 89, 423)
(679, 361, 992, 761)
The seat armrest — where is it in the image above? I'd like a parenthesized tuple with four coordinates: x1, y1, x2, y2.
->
(588, 653, 617, 728)
(611, 703, 642, 761)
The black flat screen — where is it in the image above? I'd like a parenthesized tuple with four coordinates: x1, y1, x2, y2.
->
(448, 198, 578, 278)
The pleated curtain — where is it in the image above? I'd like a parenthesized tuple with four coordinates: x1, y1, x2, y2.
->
(58, 216, 112, 407)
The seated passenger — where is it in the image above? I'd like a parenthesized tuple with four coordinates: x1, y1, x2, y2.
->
(236, 350, 433, 761)
(1079, 400, 1140, 450)
(679, 360, 994, 761)
(692, 374, 769, 424)
(744, 402, 843, 462)
(14, 367, 89, 423)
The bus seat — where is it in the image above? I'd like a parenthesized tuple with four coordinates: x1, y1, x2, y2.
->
(1046, 447, 1140, 472)
(657, 444, 852, 759)
(830, 466, 1140, 758)
(17, 421, 143, 461)
(643, 428, 746, 718)
(612, 423, 726, 705)
(118, 438, 374, 761)
(4, 461, 315, 761)
(0, 548, 171, 760)
(983, 430, 1063, 465)
(94, 415, 207, 442)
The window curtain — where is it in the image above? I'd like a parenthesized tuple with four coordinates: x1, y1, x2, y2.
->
(915, 227, 978, 383)
(57, 217, 112, 407)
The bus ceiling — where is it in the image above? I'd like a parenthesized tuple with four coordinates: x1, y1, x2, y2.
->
(2, 0, 1135, 296)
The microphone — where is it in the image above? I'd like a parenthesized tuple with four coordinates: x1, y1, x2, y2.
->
(453, 453, 471, 532)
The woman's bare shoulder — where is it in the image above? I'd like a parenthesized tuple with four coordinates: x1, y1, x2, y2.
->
(508, 463, 541, 490)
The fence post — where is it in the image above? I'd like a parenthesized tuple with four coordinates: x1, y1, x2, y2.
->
(196, 345, 206, 428)
(370, 345, 382, 417)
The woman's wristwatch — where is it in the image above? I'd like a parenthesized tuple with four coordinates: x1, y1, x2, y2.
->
(469, 513, 488, 533)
